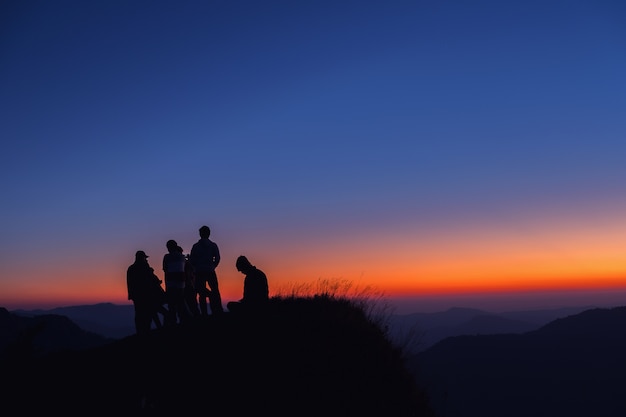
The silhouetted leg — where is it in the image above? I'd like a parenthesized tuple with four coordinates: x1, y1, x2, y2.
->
(158, 305, 169, 324)
(173, 289, 190, 323)
(184, 287, 200, 317)
(196, 273, 210, 316)
(152, 312, 162, 328)
(134, 302, 152, 334)
(206, 271, 224, 314)
(165, 291, 178, 325)
(180, 300, 192, 323)
(198, 291, 208, 316)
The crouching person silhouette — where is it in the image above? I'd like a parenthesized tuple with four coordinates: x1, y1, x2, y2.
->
(227, 255, 269, 313)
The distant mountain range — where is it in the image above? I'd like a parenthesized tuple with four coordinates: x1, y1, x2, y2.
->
(10, 302, 597, 350)
(408, 306, 626, 417)
(12, 302, 136, 339)
(0, 307, 113, 358)
(386, 305, 597, 353)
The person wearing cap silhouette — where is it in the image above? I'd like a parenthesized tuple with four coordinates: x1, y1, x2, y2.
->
(127, 250, 167, 334)
(189, 225, 224, 315)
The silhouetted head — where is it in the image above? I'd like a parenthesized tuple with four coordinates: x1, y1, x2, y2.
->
(135, 250, 149, 260)
(236, 255, 253, 273)
(166, 239, 178, 251)
(199, 225, 211, 238)
(176, 245, 184, 254)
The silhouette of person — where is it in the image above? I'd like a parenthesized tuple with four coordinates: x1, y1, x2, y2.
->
(182, 247, 201, 317)
(227, 255, 269, 313)
(151, 284, 169, 329)
(163, 240, 191, 325)
(148, 277, 169, 329)
(189, 225, 224, 315)
(127, 250, 167, 334)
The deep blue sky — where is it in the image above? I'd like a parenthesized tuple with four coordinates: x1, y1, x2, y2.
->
(2, 1, 626, 311)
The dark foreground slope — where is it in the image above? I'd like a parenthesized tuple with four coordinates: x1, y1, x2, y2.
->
(3, 296, 434, 417)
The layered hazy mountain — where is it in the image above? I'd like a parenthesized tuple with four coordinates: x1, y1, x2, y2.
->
(11, 302, 595, 351)
(409, 306, 626, 417)
(388, 305, 596, 354)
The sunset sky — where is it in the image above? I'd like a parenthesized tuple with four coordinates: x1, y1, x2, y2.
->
(2, 0, 626, 313)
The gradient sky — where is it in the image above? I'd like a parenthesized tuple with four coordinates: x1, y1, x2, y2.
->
(2, 0, 626, 312)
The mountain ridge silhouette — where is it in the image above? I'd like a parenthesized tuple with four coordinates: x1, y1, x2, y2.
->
(409, 306, 626, 417)
(0, 307, 112, 357)
(387, 304, 596, 353)
(11, 302, 598, 350)
(12, 302, 135, 339)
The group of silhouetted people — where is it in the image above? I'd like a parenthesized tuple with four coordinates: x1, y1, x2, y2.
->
(127, 225, 269, 334)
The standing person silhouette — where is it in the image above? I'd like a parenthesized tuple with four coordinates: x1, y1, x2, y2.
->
(227, 255, 269, 313)
(189, 225, 224, 315)
(163, 239, 191, 325)
(127, 250, 166, 334)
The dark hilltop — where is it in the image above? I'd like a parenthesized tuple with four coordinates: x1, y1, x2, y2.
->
(2, 295, 435, 416)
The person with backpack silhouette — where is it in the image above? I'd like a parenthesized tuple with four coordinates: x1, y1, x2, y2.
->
(189, 225, 224, 316)
(163, 240, 191, 325)
(127, 250, 167, 334)
(227, 255, 269, 313)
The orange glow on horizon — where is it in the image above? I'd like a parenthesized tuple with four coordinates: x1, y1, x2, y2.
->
(4, 206, 626, 311)
(3, 269, 626, 311)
